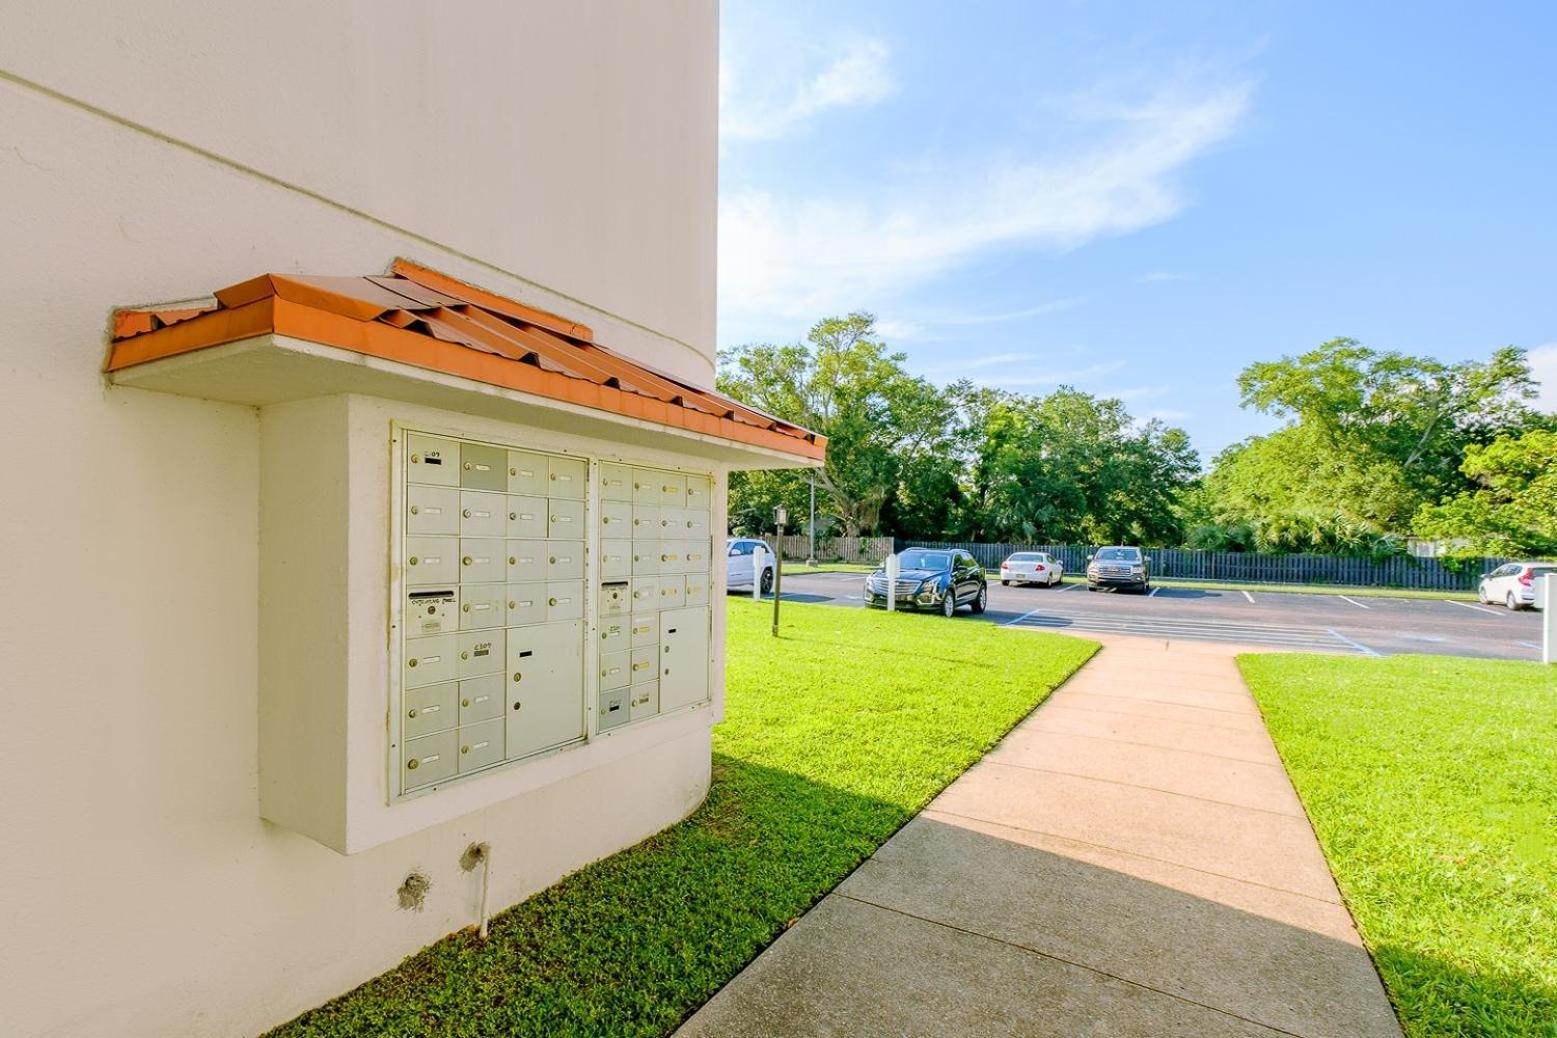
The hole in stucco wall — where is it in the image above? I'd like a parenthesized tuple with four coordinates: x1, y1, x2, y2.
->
(397, 871, 431, 911)
(459, 842, 487, 872)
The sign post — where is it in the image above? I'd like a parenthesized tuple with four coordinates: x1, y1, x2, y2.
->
(772, 506, 786, 636)
(885, 552, 900, 613)
(1542, 574, 1554, 665)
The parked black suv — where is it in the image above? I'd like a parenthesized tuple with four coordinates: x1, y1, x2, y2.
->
(1087, 546, 1150, 593)
(865, 549, 988, 617)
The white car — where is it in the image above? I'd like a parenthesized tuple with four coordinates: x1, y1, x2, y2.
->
(726, 538, 776, 594)
(999, 551, 1064, 587)
(1477, 561, 1555, 610)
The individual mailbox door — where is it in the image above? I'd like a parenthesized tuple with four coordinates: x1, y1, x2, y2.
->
(629, 614, 657, 647)
(598, 688, 630, 730)
(658, 578, 683, 609)
(657, 473, 687, 508)
(600, 539, 631, 580)
(459, 538, 505, 584)
(631, 468, 662, 506)
(658, 543, 684, 574)
(458, 490, 506, 538)
(599, 462, 632, 502)
(458, 673, 505, 724)
(456, 718, 505, 773)
(460, 442, 507, 491)
(600, 649, 630, 691)
(683, 574, 709, 606)
(403, 681, 458, 738)
(405, 588, 457, 637)
(684, 474, 712, 511)
(506, 541, 546, 583)
(683, 511, 711, 538)
(406, 536, 458, 586)
(456, 629, 503, 679)
(629, 680, 660, 722)
(547, 497, 585, 539)
(685, 539, 711, 573)
(631, 541, 660, 576)
(630, 645, 658, 685)
(659, 606, 710, 712)
(598, 500, 631, 537)
(407, 485, 459, 536)
(459, 583, 506, 630)
(505, 495, 546, 539)
(629, 577, 660, 611)
(403, 729, 458, 788)
(631, 505, 661, 538)
(505, 582, 546, 626)
(547, 456, 588, 500)
(546, 542, 584, 581)
(659, 507, 685, 537)
(545, 581, 583, 622)
(404, 633, 456, 688)
(599, 618, 628, 655)
(506, 620, 585, 758)
(407, 433, 459, 486)
(600, 581, 629, 616)
(507, 451, 548, 496)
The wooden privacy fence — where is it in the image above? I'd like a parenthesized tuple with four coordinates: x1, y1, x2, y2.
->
(776, 535, 894, 564)
(900, 541, 1514, 591)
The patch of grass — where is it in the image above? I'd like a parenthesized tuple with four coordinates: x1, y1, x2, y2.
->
(1239, 653, 1557, 1037)
(778, 561, 876, 575)
(269, 600, 1096, 1037)
(1058, 574, 1475, 601)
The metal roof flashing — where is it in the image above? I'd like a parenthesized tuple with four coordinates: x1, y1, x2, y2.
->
(105, 262, 824, 468)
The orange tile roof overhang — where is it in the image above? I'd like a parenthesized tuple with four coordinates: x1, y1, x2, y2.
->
(108, 259, 824, 462)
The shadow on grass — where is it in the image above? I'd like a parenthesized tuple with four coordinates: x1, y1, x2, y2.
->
(1369, 944, 1557, 1037)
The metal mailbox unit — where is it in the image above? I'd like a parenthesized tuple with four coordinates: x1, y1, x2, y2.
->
(392, 426, 715, 799)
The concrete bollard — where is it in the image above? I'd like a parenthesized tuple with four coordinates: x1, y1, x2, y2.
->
(752, 544, 765, 601)
(885, 553, 900, 613)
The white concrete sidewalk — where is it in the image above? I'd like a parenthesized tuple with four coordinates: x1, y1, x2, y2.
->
(677, 635, 1402, 1038)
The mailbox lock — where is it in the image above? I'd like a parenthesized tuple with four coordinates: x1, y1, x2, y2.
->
(463, 462, 473, 471)
(460, 651, 470, 660)
(411, 454, 422, 464)
(508, 555, 516, 565)
(460, 745, 470, 754)
(463, 556, 473, 566)
(508, 511, 517, 520)
(512, 672, 523, 682)
(513, 701, 522, 710)
(549, 473, 557, 481)
(462, 603, 471, 613)
(407, 758, 420, 770)
(409, 556, 419, 566)
(407, 658, 418, 668)
(461, 698, 471, 707)
(462, 508, 472, 518)
(408, 708, 418, 718)
(548, 597, 558, 606)
(549, 556, 557, 564)
(509, 466, 517, 476)
(507, 600, 516, 609)
(410, 505, 420, 515)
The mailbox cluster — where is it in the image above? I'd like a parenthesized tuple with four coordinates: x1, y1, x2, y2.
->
(595, 463, 712, 732)
(395, 428, 713, 797)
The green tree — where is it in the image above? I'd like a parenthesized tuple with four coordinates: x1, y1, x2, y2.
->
(1412, 429, 1557, 557)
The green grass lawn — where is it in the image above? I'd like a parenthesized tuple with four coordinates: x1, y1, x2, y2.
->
(269, 600, 1096, 1037)
(1239, 653, 1557, 1037)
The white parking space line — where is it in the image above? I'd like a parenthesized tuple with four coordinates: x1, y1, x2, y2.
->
(1448, 600, 1504, 616)
(1327, 629, 1381, 657)
(1338, 596, 1370, 609)
(1148, 587, 1161, 597)
(1002, 607, 1047, 627)
(1060, 581, 1084, 591)
(1517, 640, 1541, 650)
(1241, 590, 1255, 603)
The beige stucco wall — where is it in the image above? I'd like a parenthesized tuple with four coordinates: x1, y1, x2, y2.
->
(0, 3, 720, 1035)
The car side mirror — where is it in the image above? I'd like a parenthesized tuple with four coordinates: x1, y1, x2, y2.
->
(728, 547, 741, 556)
(1086, 554, 1094, 562)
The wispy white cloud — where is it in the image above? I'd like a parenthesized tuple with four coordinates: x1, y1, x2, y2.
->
(1141, 271, 1190, 282)
(875, 298, 1083, 342)
(721, 39, 895, 141)
(720, 80, 1252, 323)
(1531, 342, 1557, 412)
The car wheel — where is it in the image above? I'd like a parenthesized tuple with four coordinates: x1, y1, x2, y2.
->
(1048, 573, 1058, 587)
(1506, 592, 1522, 611)
(941, 590, 958, 618)
(1477, 584, 1491, 604)
(970, 584, 988, 614)
(760, 568, 774, 595)
(1000, 579, 1009, 586)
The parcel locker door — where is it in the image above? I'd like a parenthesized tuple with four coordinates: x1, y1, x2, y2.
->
(505, 620, 585, 759)
(658, 606, 710, 712)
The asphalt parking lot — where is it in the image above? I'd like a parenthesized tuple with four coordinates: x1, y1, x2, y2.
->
(758, 571, 1548, 660)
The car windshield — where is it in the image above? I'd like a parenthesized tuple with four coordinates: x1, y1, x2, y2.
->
(896, 550, 952, 571)
(1096, 548, 1140, 562)
(1007, 553, 1041, 562)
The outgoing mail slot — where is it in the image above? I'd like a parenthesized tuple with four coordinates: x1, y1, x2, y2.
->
(505, 494, 546, 539)
(601, 538, 632, 580)
(600, 581, 629, 617)
(459, 583, 506, 630)
(598, 687, 630, 730)
(631, 468, 662, 506)
(406, 536, 458, 586)
(458, 489, 506, 538)
(407, 484, 459, 536)
(404, 681, 458, 739)
(546, 542, 585, 581)
(631, 541, 661, 576)
(547, 456, 588, 500)
(599, 619, 628, 654)
(599, 499, 630, 535)
(406, 588, 457, 636)
(683, 574, 709, 606)
(630, 615, 657, 647)
(630, 577, 660, 607)
(545, 580, 584, 621)
(599, 462, 632, 502)
(507, 450, 548, 496)
(407, 433, 459, 487)
(630, 645, 658, 682)
(404, 633, 456, 688)
(457, 717, 505, 773)
(548, 497, 585, 538)
(505, 582, 546, 626)
(404, 729, 458, 788)
(684, 473, 712, 511)
(506, 540, 546, 583)
(658, 473, 687, 507)
(600, 649, 630, 690)
(459, 538, 505, 584)
(629, 680, 660, 722)
(458, 672, 505, 724)
(460, 442, 507, 491)
(456, 629, 504, 679)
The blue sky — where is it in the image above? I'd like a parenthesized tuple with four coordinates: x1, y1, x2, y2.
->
(717, 1, 1557, 461)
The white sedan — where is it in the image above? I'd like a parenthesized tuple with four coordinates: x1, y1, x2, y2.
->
(1000, 551, 1064, 587)
(1477, 561, 1555, 610)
